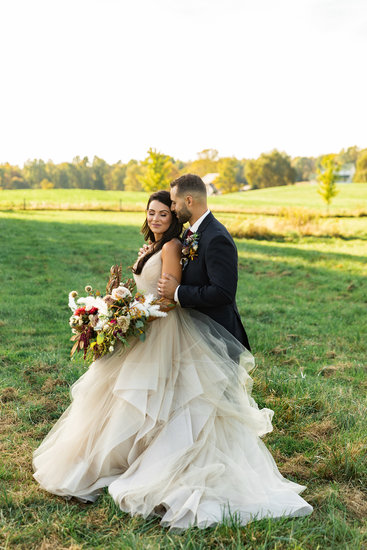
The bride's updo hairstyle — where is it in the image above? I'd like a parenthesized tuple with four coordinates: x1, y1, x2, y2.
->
(133, 190, 183, 275)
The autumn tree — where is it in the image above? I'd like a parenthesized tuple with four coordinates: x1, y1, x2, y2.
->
(185, 149, 219, 177)
(292, 157, 315, 181)
(123, 160, 144, 192)
(40, 178, 54, 189)
(0, 163, 28, 189)
(354, 149, 367, 182)
(105, 162, 127, 190)
(23, 159, 48, 188)
(337, 146, 360, 165)
(141, 148, 172, 192)
(71, 157, 92, 189)
(90, 156, 109, 190)
(215, 157, 242, 193)
(317, 154, 339, 212)
(245, 150, 296, 189)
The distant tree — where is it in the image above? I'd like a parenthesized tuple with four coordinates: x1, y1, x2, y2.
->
(168, 160, 183, 182)
(215, 157, 242, 193)
(40, 178, 54, 189)
(0, 166, 4, 189)
(245, 150, 296, 189)
(72, 156, 91, 189)
(91, 156, 108, 190)
(123, 160, 145, 192)
(354, 149, 367, 182)
(291, 157, 315, 181)
(0, 163, 28, 189)
(337, 146, 360, 165)
(236, 159, 248, 186)
(51, 162, 72, 188)
(44, 160, 58, 187)
(11, 176, 30, 189)
(141, 148, 172, 192)
(0, 164, 10, 188)
(185, 149, 219, 177)
(317, 154, 339, 212)
(105, 162, 127, 190)
(23, 159, 47, 188)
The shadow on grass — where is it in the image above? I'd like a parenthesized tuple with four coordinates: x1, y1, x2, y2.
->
(236, 238, 367, 266)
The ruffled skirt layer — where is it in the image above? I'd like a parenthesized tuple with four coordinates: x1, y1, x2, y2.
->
(33, 309, 312, 529)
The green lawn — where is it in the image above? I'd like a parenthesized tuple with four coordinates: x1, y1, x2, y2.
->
(1, 210, 366, 549)
(209, 183, 367, 214)
(1, 183, 367, 216)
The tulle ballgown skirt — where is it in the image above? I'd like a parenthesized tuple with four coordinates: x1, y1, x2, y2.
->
(33, 309, 313, 529)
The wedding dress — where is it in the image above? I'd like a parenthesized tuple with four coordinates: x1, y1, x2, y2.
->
(33, 250, 313, 529)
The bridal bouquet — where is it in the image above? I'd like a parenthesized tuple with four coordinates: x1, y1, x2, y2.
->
(68, 265, 172, 361)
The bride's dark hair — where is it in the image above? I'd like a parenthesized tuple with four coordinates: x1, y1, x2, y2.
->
(132, 190, 183, 275)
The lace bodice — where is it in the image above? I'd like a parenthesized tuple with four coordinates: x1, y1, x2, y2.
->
(133, 250, 162, 296)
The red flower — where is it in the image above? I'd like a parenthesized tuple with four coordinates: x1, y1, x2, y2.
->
(87, 307, 99, 315)
(110, 319, 117, 324)
(75, 307, 86, 316)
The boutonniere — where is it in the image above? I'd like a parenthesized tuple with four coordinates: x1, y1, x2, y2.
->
(180, 232, 200, 268)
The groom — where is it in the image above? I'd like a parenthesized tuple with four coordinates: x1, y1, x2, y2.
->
(158, 173, 250, 350)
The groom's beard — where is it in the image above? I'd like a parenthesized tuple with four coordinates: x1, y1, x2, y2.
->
(176, 205, 191, 224)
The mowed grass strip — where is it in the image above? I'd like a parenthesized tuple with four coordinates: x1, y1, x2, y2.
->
(1, 183, 367, 216)
(0, 210, 366, 549)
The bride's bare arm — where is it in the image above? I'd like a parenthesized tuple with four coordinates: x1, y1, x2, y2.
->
(160, 239, 182, 284)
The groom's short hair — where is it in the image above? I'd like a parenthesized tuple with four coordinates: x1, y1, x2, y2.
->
(170, 174, 207, 197)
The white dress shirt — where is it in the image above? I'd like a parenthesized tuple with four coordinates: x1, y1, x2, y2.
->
(173, 209, 211, 304)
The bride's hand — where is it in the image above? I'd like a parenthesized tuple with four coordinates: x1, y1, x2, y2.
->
(155, 297, 176, 312)
(138, 244, 150, 258)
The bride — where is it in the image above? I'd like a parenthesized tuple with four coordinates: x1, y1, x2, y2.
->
(33, 190, 313, 530)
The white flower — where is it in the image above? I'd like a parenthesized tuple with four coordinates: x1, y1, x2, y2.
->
(111, 286, 132, 301)
(78, 318, 84, 325)
(68, 292, 78, 312)
(146, 304, 167, 318)
(130, 300, 149, 317)
(85, 285, 92, 292)
(71, 328, 77, 334)
(130, 295, 167, 319)
(69, 315, 77, 327)
(109, 345, 114, 352)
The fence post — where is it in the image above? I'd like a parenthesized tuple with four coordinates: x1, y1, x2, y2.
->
(119, 199, 122, 211)
(23, 198, 26, 210)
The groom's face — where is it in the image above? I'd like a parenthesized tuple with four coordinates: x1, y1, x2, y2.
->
(170, 187, 192, 224)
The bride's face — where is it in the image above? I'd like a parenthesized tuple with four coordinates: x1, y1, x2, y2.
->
(146, 200, 173, 239)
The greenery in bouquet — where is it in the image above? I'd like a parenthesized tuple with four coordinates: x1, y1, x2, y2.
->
(68, 265, 173, 361)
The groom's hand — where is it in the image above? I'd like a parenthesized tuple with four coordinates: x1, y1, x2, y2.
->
(158, 274, 179, 301)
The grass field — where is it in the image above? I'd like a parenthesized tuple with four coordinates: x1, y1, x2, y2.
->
(1, 183, 367, 216)
(1, 209, 367, 549)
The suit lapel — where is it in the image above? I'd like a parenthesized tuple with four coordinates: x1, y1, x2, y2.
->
(196, 211, 214, 234)
(182, 212, 213, 242)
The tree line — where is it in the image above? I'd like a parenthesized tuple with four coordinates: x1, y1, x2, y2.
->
(1, 146, 366, 193)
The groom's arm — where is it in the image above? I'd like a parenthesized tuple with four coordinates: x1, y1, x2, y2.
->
(178, 235, 238, 308)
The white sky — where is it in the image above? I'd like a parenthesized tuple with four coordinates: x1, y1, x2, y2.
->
(0, 0, 366, 166)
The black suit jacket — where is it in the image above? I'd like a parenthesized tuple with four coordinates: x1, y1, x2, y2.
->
(178, 212, 250, 350)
